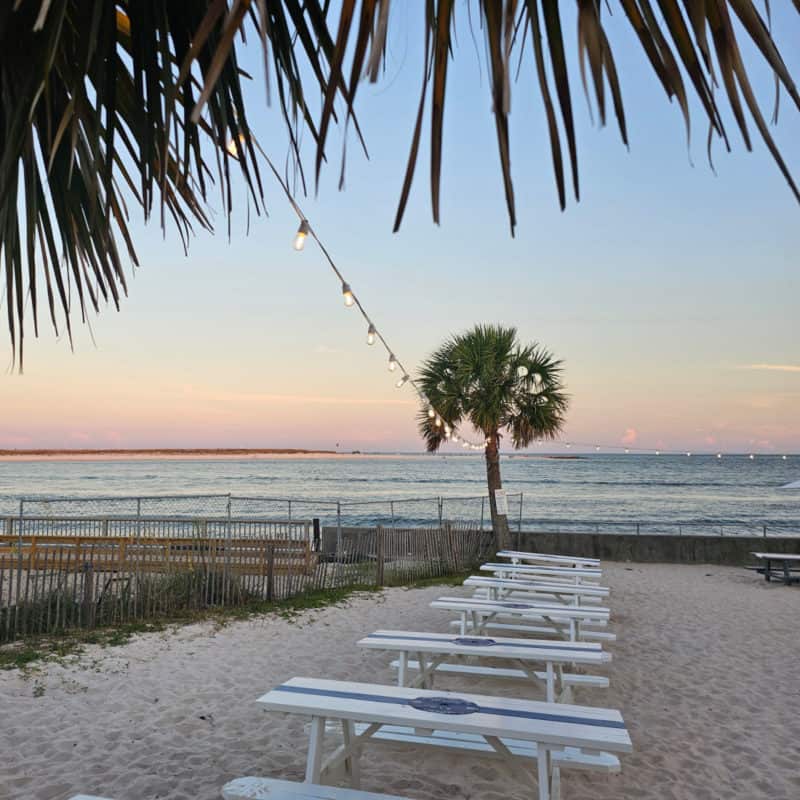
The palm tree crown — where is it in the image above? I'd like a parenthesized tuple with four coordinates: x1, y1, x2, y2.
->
(417, 325, 568, 452)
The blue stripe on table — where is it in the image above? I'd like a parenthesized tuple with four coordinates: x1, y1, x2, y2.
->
(364, 633, 598, 653)
(271, 685, 626, 729)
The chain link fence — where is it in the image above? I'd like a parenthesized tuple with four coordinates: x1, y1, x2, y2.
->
(2, 492, 797, 537)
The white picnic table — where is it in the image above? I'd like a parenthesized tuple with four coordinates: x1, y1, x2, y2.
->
(257, 677, 631, 800)
(498, 550, 601, 568)
(750, 552, 800, 585)
(357, 629, 610, 702)
(466, 575, 609, 606)
(481, 562, 602, 586)
(431, 596, 610, 642)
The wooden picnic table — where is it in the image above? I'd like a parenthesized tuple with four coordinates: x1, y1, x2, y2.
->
(257, 677, 631, 800)
(357, 629, 610, 702)
(431, 596, 610, 642)
(750, 552, 800, 585)
(498, 551, 601, 568)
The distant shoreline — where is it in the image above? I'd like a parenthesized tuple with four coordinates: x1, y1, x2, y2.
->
(0, 448, 345, 462)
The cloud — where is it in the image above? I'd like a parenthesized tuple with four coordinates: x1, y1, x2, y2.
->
(621, 428, 638, 446)
(739, 364, 800, 373)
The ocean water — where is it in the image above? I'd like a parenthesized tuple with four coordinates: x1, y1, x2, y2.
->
(0, 454, 798, 535)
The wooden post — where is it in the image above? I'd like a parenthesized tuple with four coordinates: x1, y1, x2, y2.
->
(375, 525, 385, 587)
(82, 562, 95, 628)
(266, 544, 275, 602)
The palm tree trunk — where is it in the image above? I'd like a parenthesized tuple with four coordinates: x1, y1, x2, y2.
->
(484, 434, 510, 551)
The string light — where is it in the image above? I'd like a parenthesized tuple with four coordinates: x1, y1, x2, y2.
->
(396, 374, 410, 388)
(388, 353, 398, 372)
(341, 282, 354, 307)
(427, 407, 435, 419)
(366, 324, 377, 345)
(294, 220, 310, 251)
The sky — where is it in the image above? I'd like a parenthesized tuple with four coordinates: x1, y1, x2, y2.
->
(1, 5, 799, 454)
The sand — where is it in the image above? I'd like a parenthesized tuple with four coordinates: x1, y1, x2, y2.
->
(1, 562, 798, 800)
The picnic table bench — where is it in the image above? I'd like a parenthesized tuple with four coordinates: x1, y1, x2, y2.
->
(498, 551, 601, 568)
(257, 677, 631, 800)
(465, 576, 609, 606)
(432, 596, 610, 642)
(223, 777, 410, 800)
(749, 552, 800, 585)
(358, 629, 610, 702)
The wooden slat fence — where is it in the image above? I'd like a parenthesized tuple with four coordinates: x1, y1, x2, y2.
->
(0, 518, 490, 644)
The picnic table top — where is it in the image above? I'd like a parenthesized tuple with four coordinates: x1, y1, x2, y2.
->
(751, 552, 800, 561)
(465, 575, 610, 596)
(357, 630, 609, 665)
(432, 596, 610, 620)
(498, 550, 601, 567)
(257, 677, 631, 753)
(481, 562, 602, 578)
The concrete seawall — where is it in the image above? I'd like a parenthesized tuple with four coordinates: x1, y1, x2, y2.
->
(321, 526, 800, 566)
(511, 532, 800, 566)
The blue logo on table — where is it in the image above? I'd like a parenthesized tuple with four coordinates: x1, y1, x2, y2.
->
(453, 637, 497, 647)
(408, 696, 480, 715)
(502, 602, 530, 609)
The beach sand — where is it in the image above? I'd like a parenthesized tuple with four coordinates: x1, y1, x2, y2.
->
(1, 562, 798, 800)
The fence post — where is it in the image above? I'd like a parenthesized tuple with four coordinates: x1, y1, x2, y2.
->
(437, 497, 443, 529)
(313, 518, 321, 552)
(375, 525, 385, 587)
(288, 500, 292, 521)
(636, 523, 640, 536)
(266, 544, 275, 602)
(517, 493, 523, 550)
(480, 497, 485, 532)
(390, 501, 395, 530)
(336, 501, 343, 561)
(763, 525, 767, 538)
(82, 562, 95, 628)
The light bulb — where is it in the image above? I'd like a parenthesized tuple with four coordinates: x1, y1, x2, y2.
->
(452, 434, 459, 443)
(366, 324, 376, 345)
(294, 220, 310, 251)
(342, 282, 354, 307)
(655, 450, 660, 456)
(717, 453, 722, 459)
(462, 442, 469, 449)
(625, 448, 630, 454)
(595, 446, 601, 452)
(396, 374, 409, 388)
(388, 353, 397, 372)
(749, 453, 755, 460)
(686, 452, 692, 457)
(434, 417, 442, 428)
(782, 455, 787, 460)
(444, 425, 451, 435)
(517, 365, 529, 378)
(427, 407, 435, 419)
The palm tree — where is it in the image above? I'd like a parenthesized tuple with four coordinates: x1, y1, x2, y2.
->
(417, 324, 568, 549)
(2, 2, 799, 366)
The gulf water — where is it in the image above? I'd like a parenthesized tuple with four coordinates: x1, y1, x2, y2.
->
(0, 454, 797, 535)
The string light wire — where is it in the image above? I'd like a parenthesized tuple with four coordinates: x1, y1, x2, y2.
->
(252, 143, 486, 448)
(248, 142, 792, 460)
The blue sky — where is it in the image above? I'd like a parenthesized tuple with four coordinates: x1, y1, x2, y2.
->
(2, 4, 798, 453)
